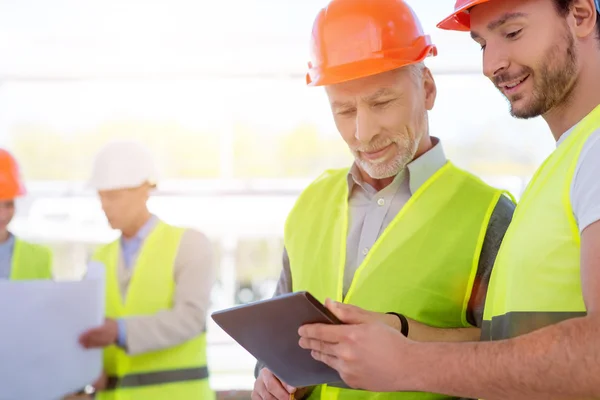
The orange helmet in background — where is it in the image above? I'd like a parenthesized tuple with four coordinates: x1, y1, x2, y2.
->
(436, 0, 493, 31)
(0, 149, 26, 201)
(306, 0, 438, 86)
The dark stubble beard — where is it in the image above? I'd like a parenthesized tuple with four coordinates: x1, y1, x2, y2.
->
(495, 27, 578, 119)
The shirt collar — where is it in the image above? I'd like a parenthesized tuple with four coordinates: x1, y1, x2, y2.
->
(121, 214, 158, 244)
(347, 136, 447, 195)
(0, 233, 15, 250)
(556, 125, 577, 147)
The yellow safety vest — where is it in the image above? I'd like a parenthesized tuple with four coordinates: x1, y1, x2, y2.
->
(285, 162, 510, 400)
(10, 238, 52, 280)
(92, 221, 215, 400)
(482, 104, 600, 341)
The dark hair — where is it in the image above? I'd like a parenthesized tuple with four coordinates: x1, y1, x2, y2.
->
(553, 0, 600, 40)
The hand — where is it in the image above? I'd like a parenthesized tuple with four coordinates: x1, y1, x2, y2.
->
(298, 301, 418, 391)
(79, 318, 119, 349)
(252, 368, 309, 400)
(92, 371, 108, 391)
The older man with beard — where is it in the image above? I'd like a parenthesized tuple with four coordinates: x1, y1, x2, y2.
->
(251, 1, 516, 399)
(296, 0, 600, 399)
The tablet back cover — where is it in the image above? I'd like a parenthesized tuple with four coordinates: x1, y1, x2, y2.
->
(211, 291, 346, 387)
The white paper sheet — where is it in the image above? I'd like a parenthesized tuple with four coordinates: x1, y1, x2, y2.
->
(0, 261, 105, 400)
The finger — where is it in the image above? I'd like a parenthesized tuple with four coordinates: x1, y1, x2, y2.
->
(82, 340, 102, 349)
(298, 337, 339, 357)
(79, 332, 96, 347)
(298, 323, 347, 342)
(284, 384, 297, 393)
(81, 333, 107, 348)
(311, 349, 343, 372)
(79, 326, 106, 343)
(264, 374, 290, 399)
(325, 300, 367, 324)
(259, 369, 292, 399)
(252, 376, 264, 400)
(78, 329, 96, 343)
(81, 334, 100, 347)
(257, 384, 279, 400)
(277, 376, 297, 395)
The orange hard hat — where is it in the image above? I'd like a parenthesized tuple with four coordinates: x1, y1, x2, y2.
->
(437, 0, 492, 31)
(0, 149, 26, 201)
(306, 0, 437, 86)
(438, 0, 600, 31)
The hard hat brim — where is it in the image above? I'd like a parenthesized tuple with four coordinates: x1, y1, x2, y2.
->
(436, 0, 491, 31)
(307, 42, 437, 87)
(87, 179, 157, 192)
(436, 13, 472, 31)
(0, 187, 25, 201)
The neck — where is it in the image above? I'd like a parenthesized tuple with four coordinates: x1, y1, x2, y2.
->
(544, 51, 600, 141)
(121, 210, 152, 239)
(363, 175, 395, 192)
(361, 134, 433, 192)
(0, 230, 9, 243)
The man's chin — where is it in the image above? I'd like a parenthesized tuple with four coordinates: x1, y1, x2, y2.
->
(360, 164, 400, 180)
(509, 105, 543, 119)
(107, 221, 119, 230)
(507, 97, 545, 120)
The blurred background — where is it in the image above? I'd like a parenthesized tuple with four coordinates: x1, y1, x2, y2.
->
(1, 0, 557, 397)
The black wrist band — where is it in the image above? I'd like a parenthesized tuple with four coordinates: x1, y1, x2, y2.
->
(386, 312, 409, 337)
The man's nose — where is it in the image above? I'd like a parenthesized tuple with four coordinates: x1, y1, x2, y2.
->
(482, 44, 510, 81)
(355, 108, 378, 144)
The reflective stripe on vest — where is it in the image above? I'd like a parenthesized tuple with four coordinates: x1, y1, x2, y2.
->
(92, 221, 214, 400)
(286, 162, 510, 400)
(482, 104, 600, 341)
(10, 238, 52, 280)
(481, 311, 588, 341)
(105, 366, 209, 390)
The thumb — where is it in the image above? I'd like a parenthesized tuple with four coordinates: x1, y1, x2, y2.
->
(285, 384, 296, 393)
(325, 298, 368, 324)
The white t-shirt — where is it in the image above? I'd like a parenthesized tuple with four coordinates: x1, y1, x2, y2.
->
(558, 126, 600, 233)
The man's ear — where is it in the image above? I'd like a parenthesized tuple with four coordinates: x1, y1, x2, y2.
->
(571, 0, 598, 39)
(422, 67, 437, 111)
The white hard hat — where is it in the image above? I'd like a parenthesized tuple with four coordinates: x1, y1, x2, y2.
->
(89, 140, 159, 191)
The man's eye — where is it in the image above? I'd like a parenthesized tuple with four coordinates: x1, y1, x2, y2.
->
(506, 29, 522, 39)
(374, 101, 391, 108)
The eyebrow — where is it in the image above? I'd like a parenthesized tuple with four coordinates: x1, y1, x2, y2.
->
(364, 87, 396, 103)
(331, 99, 354, 109)
(470, 12, 528, 40)
(331, 88, 396, 109)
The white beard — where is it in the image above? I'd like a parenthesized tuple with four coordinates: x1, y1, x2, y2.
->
(353, 135, 419, 180)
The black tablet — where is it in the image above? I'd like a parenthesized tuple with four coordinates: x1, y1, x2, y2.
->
(211, 291, 346, 388)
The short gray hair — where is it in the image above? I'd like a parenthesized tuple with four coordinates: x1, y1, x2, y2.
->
(409, 62, 426, 83)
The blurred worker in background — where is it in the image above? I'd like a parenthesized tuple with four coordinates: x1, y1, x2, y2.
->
(252, 1, 515, 399)
(295, 0, 600, 399)
(78, 140, 216, 399)
(0, 148, 52, 280)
